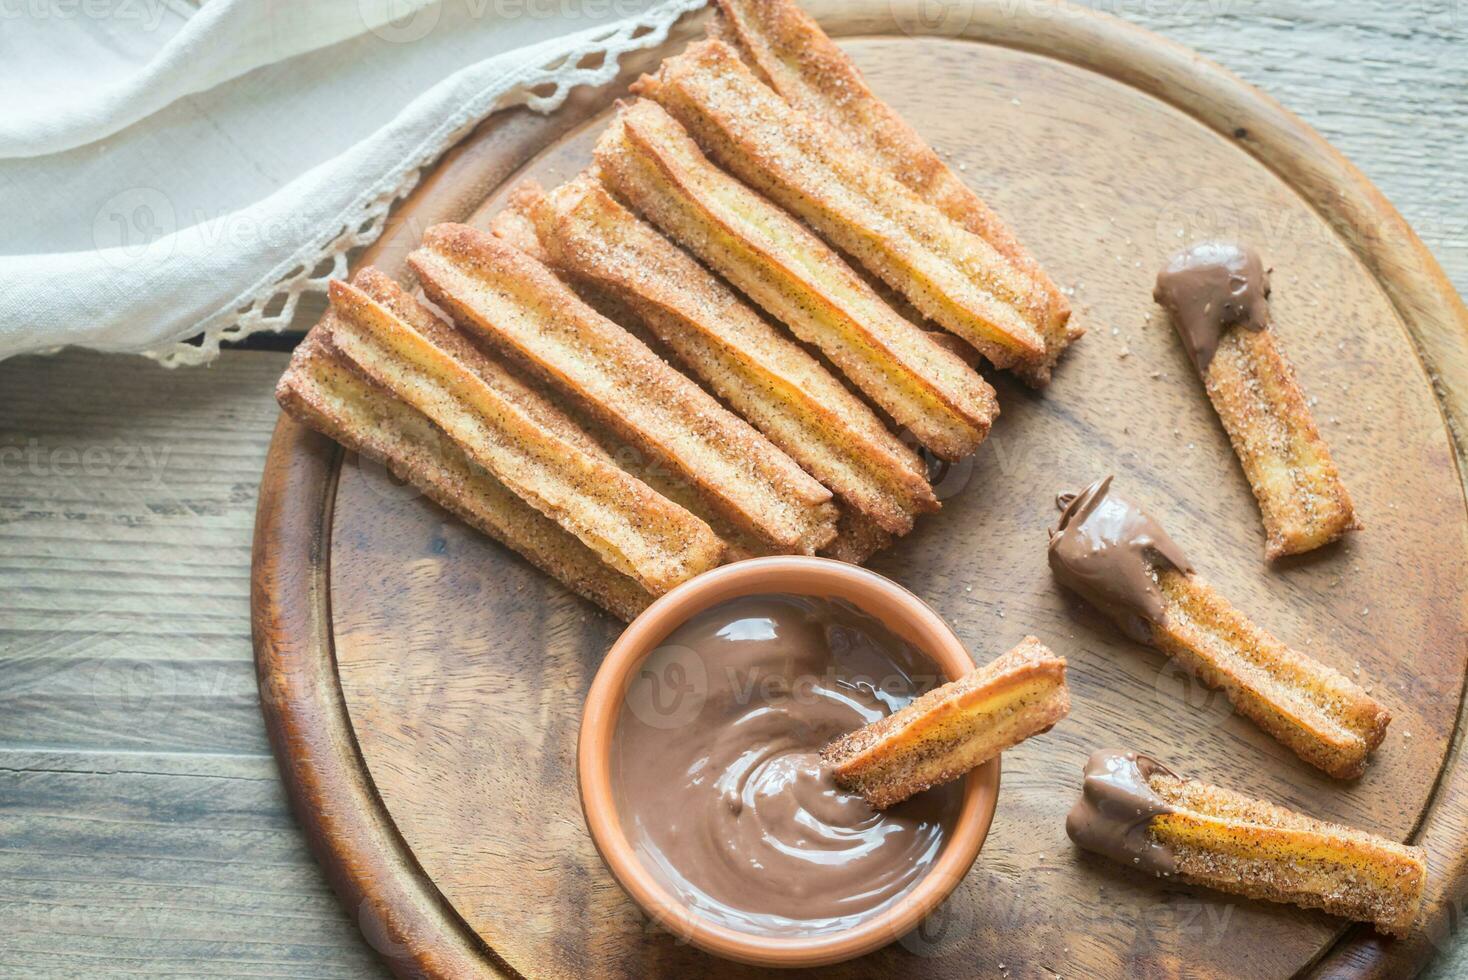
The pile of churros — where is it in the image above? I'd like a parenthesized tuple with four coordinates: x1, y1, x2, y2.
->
(280, 0, 1075, 617)
(276, 0, 1424, 945)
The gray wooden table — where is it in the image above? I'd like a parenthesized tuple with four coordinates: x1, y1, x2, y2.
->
(2, 3, 1463, 976)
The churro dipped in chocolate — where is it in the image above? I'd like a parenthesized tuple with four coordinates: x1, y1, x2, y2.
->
(1154, 242, 1358, 558)
(1067, 750, 1426, 937)
(1049, 477, 1388, 778)
(822, 637, 1069, 808)
(709, 0, 1078, 383)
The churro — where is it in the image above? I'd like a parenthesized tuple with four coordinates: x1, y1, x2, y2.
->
(317, 267, 724, 595)
(635, 39, 1053, 379)
(822, 636, 1069, 808)
(820, 509, 894, 566)
(524, 173, 937, 535)
(486, 180, 550, 264)
(1154, 242, 1359, 558)
(710, 0, 1077, 383)
(277, 331, 652, 621)
(1048, 476, 1388, 778)
(1067, 750, 1426, 936)
(594, 98, 997, 460)
(408, 223, 839, 554)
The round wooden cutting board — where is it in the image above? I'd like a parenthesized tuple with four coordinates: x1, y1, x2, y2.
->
(251, 2, 1468, 977)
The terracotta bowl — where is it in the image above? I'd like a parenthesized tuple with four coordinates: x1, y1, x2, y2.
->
(577, 556, 1001, 968)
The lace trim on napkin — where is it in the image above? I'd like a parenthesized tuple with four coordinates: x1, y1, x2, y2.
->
(151, 0, 705, 367)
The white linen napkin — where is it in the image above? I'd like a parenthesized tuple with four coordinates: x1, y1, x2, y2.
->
(0, 0, 704, 365)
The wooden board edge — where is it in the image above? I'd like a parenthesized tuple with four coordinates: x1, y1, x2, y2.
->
(252, 2, 1468, 976)
(251, 415, 513, 979)
(1308, 663, 1468, 978)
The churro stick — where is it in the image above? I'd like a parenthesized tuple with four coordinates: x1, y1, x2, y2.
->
(481, 208, 813, 562)
(614, 442, 886, 565)
(634, 40, 1052, 379)
(441, 197, 893, 566)
(570, 412, 774, 565)
(277, 332, 652, 621)
(1067, 750, 1426, 937)
(819, 509, 893, 566)
(1155, 242, 1358, 559)
(525, 174, 937, 535)
(710, 0, 1078, 383)
(1210, 329, 1358, 559)
(1049, 477, 1388, 778)
(595, 99, 997, 460)
(320, 269, 723, 595)
(488, 190, 666, 351)
(489, 194, 902, 564)
(822, 637, 1069, 808)
(409, 223, 839, 554)
(486, 180, 550, 264)
(1152, 567, 1388, 778)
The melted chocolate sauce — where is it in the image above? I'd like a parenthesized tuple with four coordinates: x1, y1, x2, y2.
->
(1154, 241, 1271, 373)
(1065, 749, 1179, 876)
(1048, 476, 1193, 642)
(611, 594, 960, 936)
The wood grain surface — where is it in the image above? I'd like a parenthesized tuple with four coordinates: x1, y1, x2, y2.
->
(4, 2, 1465, 979)
(258, 4, 1468, 978)
(0, 351, 391, 978)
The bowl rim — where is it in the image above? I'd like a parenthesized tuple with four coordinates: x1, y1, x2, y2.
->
(576, 556, 1001, 968)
